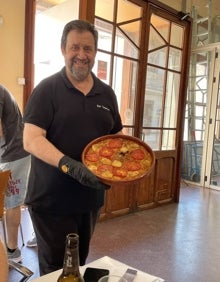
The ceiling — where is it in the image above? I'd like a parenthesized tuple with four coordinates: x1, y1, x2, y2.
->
(36, 0, 66, 11)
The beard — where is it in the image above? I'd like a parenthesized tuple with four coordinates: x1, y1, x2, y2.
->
(69, 57, 94, 81)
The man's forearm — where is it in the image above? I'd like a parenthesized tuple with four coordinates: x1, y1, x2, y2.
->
(24, 135, 64, 167)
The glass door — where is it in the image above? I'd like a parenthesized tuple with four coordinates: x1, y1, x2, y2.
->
(142, 12, 184, 151)
(182, 45, 220, 190)
(94, 0, 192, 206)
(182, 49, 212, 183)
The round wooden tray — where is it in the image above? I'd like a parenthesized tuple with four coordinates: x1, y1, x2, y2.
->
(82, 134, 155, 184)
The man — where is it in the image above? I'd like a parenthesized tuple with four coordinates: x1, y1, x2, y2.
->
(23, 19, 123, 275)
(0, 84, 31, 263)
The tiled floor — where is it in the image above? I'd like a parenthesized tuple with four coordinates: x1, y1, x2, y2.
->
(2, 183, 220, 281)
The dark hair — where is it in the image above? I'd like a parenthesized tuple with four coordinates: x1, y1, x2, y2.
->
(61, 19, 98, 50)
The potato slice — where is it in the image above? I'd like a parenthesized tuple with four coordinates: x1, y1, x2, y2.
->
(112, 160, 122, 167)
(101, 158, 112, 165)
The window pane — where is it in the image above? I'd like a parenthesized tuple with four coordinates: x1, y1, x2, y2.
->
(143, 66, 165, 127)
(196, 77, 208, 93)
(95, 0, 114, 22)
(115, 27, 139, 58)
(93, 51, 111, 84)
(123, 127, 134, 136)
(95, 19, 113, 52)
(119, 21, 141, 47)
(164, 72, 180, 128)
(162, 130, 176, 150)
(168, 47, 182, 71)
(143, 129, 176, 150)
(195, 105, 206, 118)
(145, 66, 165, 92)
(170, 23, 184, 48)
(148, 26, 166, 51)
(112, 57, 137, 126)
(148, 47, 168, 68)
(117, 0, 142, 23)
(150, 14, 170, 42)
(143, 129, 161, 150)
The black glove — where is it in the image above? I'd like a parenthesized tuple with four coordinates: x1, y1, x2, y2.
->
(58, 155, 110, 190)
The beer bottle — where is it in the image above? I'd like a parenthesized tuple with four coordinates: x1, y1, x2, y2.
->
(57, 233, 84, 282)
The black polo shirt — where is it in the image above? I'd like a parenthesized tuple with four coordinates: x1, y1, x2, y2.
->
(23, 68, 123, 215)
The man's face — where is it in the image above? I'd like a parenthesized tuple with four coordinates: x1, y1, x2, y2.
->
(61, 30, 96, 82)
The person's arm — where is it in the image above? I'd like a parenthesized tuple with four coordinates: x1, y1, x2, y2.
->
(23, 123, 110, 190)
(23, 123, 64, 167)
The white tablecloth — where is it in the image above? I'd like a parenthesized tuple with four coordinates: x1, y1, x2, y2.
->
(31, 256, 165, 282)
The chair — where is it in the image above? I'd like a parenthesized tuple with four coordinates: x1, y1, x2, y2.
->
(0, 237, 8, 282)
(8, 260, 34, 281)
(0, 170, 11, 244)
(0, 238, 33, 282)
(0, 170, 33, 281)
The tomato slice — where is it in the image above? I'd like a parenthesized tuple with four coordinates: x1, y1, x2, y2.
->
(125, 161, 141, 171)
(99, 146, 114, 157)
(130, 149, 145, 160)
(97, 164, 113, 174)
(108, 138, 123, 148)
(85, 152, 100, 162)
(113, 167, 127, 178)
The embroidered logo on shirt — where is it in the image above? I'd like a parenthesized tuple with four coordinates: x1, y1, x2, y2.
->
(97, 104, 110, 111)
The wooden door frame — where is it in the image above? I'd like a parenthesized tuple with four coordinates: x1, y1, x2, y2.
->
(23, 0, 35, 112)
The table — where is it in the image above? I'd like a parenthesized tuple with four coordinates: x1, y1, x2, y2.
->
(31, 256, 165, 282)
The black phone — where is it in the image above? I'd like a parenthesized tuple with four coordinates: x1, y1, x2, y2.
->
(83, 267, 109, 282)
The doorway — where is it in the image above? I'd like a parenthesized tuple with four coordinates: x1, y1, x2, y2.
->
(182, 44, 220, 191)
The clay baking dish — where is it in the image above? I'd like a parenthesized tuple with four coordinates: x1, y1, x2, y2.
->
(82, 134, 155, 184)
